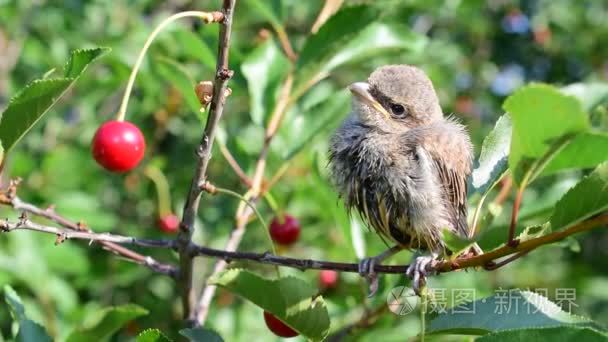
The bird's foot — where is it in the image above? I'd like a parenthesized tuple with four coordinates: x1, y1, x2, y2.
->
(358, 246, 401, 297)
(358, 256, 381, 297)
(406, 254, 439, 295)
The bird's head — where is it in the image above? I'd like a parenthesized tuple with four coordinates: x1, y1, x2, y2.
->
(349, 65, 443, 131)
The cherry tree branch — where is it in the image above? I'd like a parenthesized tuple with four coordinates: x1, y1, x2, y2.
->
(186, 214, 608, 274)
(193, 73, 294, 325)
(0, 183, 177, 277)
(177, 0, 237, 322)
(1, 217, 175, 249)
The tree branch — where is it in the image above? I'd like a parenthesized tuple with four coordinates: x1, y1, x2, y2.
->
(193, 72, 294, 325)
(0, 185, 177, 277)
(186, 214, 608, 274)
(1, 217, 175, 249)
(177, 0, 237, 323)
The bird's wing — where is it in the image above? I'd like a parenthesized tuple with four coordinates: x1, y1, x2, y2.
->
(420, 123, 473, 238)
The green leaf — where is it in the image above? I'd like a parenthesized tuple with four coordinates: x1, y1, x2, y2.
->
(321, 22, 427, 78)
(172, 28, 216, 70)
(429, 290, 597, 335)
(4, 285, 53, 342)
(295, 5, 379, 90)
(503, 84, 589, 184)
(16, 320, 53, 342)
(282, 89, 350, 160)
(136, 329, 172, 342)
(244, 0, 283, 28)
(0, 47, 109, 152)
(179, 328, 224, 342)
(541, 131, 608, 176)
(63, 47, 111, 78)
(472, 114, 512, 194)
(4, 285, 26, 321)
(477, 326, 608, 342)
(477, 177, 578, 250)
(561, 82, 608, 112)
(210, 269, 330, 341)
(66, 304, 149, 342)
(155, 57, 201, 115)
(241, 39, 289, 125)
(441, 229, 475, 254)
(550, 162, 608, 230)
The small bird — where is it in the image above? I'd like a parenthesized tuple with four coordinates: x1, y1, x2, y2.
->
(328, 65, 474, 294)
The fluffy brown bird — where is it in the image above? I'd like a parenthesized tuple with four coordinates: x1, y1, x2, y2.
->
(328, 65, 474, 294)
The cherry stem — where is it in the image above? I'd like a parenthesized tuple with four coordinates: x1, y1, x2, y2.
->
(263, 192, 281, 219)
(116, 11, 220, 122)
(210, 187, 278, 258)
(144, 165, 172, 217)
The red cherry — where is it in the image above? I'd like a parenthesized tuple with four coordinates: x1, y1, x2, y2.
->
(263, 311, 298, 338)
(158, 214, 180, 234)
(319, 270, 339, 289)
(269, 214, 301, 246)
(92, 120, 145, 172)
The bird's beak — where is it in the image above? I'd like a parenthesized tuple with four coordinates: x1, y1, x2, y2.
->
(349, 82, 390, 119)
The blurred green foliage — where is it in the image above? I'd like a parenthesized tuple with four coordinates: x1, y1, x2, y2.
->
(0, 0, 607, 341)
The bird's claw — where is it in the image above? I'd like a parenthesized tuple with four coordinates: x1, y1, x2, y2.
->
(358, 257, 380, 297)
(406, 255, 437, 295)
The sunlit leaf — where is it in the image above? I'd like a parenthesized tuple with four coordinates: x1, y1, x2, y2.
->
(155, 57, 201, 115)
(210, 269, 330, 341)
(441, 229, 475, 254)
(242, 39, 289, 125)
(295, 5, 379, 91)
(550, 162, 608, 230)
(179, 328, 224, 342)
(66, 304, 149, 342)
(4, 285, 26, 322)
(503, 84, 589, 184)
(4, 285, 53, 342)
(282, 89, 349, 160)
(244, 0, 283, 28)
(172, 28, 216, 70)
(136, 329, 172, 342)
(429, 290, 598, 335)
(472, 113, 512, 194)
(561, 82, 608, 112)
(541, 132, 608, 176)
(476, 326, 608, 342)
(0, 47, 109, 152)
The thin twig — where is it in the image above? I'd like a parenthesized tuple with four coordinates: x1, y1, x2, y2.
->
(0, 191, 177, 277)
(494, 175, 512, 206)
(217, 141, 252, 187)
(177, 0, 237, 323)
(508, 185, 524, 247)
(273, 26, 297, 62)
(1, 218, 175, 248)
(311, 0, 344, 34)
(194, 72, 294, 325)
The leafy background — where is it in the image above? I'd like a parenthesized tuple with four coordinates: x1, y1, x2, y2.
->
(0, 0, 607, 341)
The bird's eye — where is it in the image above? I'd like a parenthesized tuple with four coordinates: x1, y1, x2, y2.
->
(390, 103, 406, 116)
